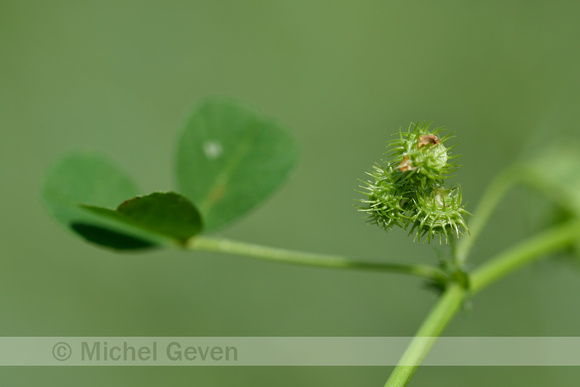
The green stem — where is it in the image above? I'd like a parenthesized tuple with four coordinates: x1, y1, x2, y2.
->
(470, 220, 580, 293)
(384, 282, 464, 387)
(455, 164, 572, 265)
(385, 219, 580, 387)
(188, 236, 448, 283)
(456, 166, 523, 264)
(448, 236, 458, 268)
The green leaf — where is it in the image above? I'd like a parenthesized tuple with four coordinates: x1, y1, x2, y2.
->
(176, 97, 300, 231)
(42, 153, 158, 250)
(83, 192, 203, 246)
(42, 153, 204, 250)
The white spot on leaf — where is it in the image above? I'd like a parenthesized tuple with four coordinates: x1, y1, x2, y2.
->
(203, 141, 223, 159)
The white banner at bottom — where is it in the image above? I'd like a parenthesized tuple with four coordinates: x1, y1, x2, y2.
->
(1, 337, 579, 366)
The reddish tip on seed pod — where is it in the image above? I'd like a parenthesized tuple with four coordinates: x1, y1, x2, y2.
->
(398, 155, 412, 172)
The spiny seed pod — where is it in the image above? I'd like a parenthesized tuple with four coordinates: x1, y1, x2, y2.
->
(359, 164, 408, 230)
(358, 121, 469, 245)
(408, 186, 470, 244)
(388, 122, 459, 187)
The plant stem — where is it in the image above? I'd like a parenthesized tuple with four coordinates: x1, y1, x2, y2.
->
(188, 236, 448, 283)
(448, 236, 458, 267)
(385, 219, 580, 387)
(470, 220, 580, 293)
(455, 164, 572, 265)
(456, 166, 522, 264)
(384, 282, 464, 387)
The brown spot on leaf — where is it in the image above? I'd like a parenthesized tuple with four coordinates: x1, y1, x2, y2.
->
(417, 134, 440, 149)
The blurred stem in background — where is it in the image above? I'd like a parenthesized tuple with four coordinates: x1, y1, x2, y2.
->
(455, 166, 524, 264)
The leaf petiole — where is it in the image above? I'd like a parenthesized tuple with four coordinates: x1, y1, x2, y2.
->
(187, 236, 449, 283)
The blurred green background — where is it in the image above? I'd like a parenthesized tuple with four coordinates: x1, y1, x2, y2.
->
(2, 0, 580, 385)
